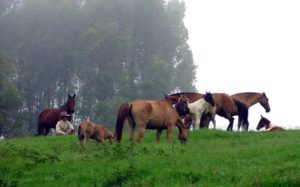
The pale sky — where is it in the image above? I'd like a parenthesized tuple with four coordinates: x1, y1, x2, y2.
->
(183, 0, 300, 130)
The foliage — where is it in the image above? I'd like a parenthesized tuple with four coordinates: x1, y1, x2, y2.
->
(0, 130, 300, 186)
(0, 50, 25, 137)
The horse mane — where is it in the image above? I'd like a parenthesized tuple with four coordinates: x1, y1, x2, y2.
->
(168, 92, 199, 96)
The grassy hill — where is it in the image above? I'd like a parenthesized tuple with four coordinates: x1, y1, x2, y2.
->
(1, 129, 300, 187)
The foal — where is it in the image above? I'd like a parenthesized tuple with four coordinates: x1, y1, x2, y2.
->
(78, 120, 114, 146)
(256, 115, 285, 132)
(178, 92, 216, 130)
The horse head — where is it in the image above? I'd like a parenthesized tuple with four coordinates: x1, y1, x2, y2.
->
(203, 92, 215, 106)
(256, 115, 271, 130)
(177, 121, 189, 143)
(175, 95, 190, 117)
(259, 92, 271, 113)
(65, 94, 76, 114)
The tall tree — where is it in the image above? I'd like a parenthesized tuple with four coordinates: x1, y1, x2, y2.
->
(0, 51, 24, 137)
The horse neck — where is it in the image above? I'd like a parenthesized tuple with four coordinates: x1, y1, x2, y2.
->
(60, 102, 70, 113)
(265, 123, 273, 130)
(235, 93, 263, 107)
(188, 99, 206, 112)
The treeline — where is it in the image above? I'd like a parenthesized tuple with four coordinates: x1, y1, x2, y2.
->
(0, 0, 196, 137)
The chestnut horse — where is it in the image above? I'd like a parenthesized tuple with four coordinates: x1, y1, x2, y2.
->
(114, 99, 188, 143)
(166, 92, 249, 131)
(231, 92, 271, 130)
(78, 120, 114, 145)
(256, 115, 285, 132)
(37, 94, 76, 135)
(177, 92, 216, 130)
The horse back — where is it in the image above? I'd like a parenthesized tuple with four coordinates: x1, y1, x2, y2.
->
(213, 93, 237, 114)
(38, 108, 62, 127)
(131, 99, 180, 127)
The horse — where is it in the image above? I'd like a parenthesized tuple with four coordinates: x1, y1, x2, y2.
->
(231, 92, 271, 130)
(114, 99, 189, 143)
(177, 92, 216, 130)
(164, 92, 213, 127)
(37, 94, 76, 135)
(172, 92, 249, 131)
(256, 115, 285, 132)
(78, 120, 114, 145)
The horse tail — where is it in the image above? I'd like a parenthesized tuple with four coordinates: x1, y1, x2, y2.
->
(36, 114, 44, 136)
(115, 102, 132, 142)
(234, 99, 249, 129)
(78, 124, 84, 141)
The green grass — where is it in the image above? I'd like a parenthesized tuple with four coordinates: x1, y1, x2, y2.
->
(1, 129, 300, 187)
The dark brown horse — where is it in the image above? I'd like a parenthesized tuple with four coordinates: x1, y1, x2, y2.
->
(115, 99, 189, 143)
(231, 92, 271, 130)
(166, 92, 249, 131)
(37, 94, 76, 135)
(256, 115, 285, 132)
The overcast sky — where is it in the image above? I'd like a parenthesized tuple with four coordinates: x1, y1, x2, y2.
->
(183, 0, 300, 130)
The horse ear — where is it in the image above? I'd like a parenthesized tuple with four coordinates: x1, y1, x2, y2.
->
(68, 94, 71, 98)
(73, 94, 76, 98)
(163, 92, 168, 98)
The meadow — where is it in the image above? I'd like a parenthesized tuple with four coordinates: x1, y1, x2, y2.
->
(0, 129, 300, 187)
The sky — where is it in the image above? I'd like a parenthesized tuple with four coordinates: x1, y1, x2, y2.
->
(183, 0, 300, 130)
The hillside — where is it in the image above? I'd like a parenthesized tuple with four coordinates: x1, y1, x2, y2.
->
(1, 129, 300, 186)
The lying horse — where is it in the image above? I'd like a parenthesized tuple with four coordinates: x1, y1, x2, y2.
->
(177, 92, 216, 130)
(78, 120, 114, 145)
(115, 99, 189, 143)
(256, 115, 285, 132)
(231, 92, 271, 130)
(37, 94, 76, 135)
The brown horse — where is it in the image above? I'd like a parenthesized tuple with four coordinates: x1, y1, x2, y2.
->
(114, 99, 189, 143)
(231, 92, 271, 130)
(256, 115, 285, 132)
(37, 94, 76, 135)
(78, 120, 114, 145)
(167, 92, 249, 131)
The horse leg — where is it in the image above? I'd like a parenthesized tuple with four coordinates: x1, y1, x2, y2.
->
(137, 128, 145, 142)
(195, 112, 203, 130)
(226, 117, 234, 131)
(44, 127, 51, 136)
(37, 124, 44, 135)
(127, 118, 135, 141)
(211, 113, 216, 129)
(166, 125, 172, 142)
(156, 129, 163, 142)
(237, 117, 242, 131)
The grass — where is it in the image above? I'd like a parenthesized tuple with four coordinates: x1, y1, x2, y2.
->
(0, 129, 300, 186)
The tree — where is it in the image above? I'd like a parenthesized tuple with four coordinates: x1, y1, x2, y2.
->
(0, 51, 25, 137)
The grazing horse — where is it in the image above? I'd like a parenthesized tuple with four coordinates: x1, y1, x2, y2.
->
(256, 115, 285, 132)
(37, 94, 76, 135)
(164, 92, 213, 127)
(78, 120, 114, 145)
(231, 92, 271, 130)
(114, 99, 189, 143)
(172, 92, 249, 131)
(177, 92, 216, 130)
